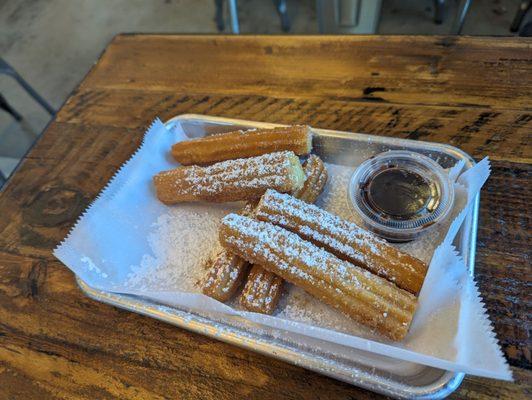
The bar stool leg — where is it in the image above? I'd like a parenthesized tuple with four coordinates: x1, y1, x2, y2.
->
(0, 93, 23, 121)
(510, 0, 532, 32)
(0, 58, 55, 116)
(228, 0, 240, 33)
(452, 0, 472, 35)
(215, 0, 225, 31)
(274, 0, 291, 32)
(434, 0, 445, 24)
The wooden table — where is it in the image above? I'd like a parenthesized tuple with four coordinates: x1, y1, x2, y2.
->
(0, 35, 530, 399)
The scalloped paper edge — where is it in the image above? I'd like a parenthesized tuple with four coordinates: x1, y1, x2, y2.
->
(446, 244, 512, 380)
(54, 118, 166, 257)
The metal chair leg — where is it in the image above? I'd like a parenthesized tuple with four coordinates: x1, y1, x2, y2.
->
(0, 169, 6, 188)
(452, 0, 472, 35)
(214, 0, 225, 31)
(519, 21, 532, 36)
(0, 93, 23, 121)
(434, 0, 445, 24)
(0, 58, 55, 116)
(228, 0, 240, 34)
(510, 1, 532, 32)
(273, 0, 291, 32)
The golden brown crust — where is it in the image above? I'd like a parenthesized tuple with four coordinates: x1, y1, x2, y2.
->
(240, 156, 328, 314)
(292, 155, 328, 204)
(153, 151, 305, 204)
(220, 214, 417, 341)
(202, 250, 250, 302)
(255, 190, 428, 295)
(171, 125, 312, 165)
(240, 265, 284, 314)
(201, 200, 257, 301)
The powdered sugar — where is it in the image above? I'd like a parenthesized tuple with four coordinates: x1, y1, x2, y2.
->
(81, 256, 108, 279)
(241, 268, 282, 311)
(123, 160, 462, 336)
(255, 189, 426, 293)
(278, 285, 377, 337)
(318, 163, 467, 265)
(124, 203, 238, 292)
(55, 118, 508, 380)
(158, 151, 302, 198)
(316, 163, 354, 219)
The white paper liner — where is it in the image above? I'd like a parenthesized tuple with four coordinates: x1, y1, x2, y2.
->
(54, 119, 511, 381)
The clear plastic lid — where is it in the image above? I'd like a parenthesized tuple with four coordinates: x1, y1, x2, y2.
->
(348, 150, 455, 242)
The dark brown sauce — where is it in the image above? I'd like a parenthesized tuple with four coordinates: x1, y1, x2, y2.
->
(362, 167, 439, 220)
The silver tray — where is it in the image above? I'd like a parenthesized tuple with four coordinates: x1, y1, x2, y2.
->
(77, 114, 479, 399)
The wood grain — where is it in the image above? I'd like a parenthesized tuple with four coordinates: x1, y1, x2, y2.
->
(1, 34, 531, 399)
(80, 35, 532, 110)
(0, 250, 530, 399)
(56, 91, 532, 163)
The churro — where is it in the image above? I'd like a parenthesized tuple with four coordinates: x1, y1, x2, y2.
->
(240, 155, 328, 313)
(255, 190, 428, 295)
(202, 250, 250, 302)
(201, 201, 257, 301)
(171, 125, 312, 165)
(291, 155, 328, 204)
(219, 214, 417, 340)
(154, 151, 305, 204)
(240, 265, 284, 314)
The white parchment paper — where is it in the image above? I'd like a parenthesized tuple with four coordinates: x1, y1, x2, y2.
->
(54, 119, 511, 380)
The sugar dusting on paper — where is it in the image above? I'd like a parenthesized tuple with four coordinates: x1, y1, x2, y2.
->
(124, 203, 238, 292)
(123, 162, 466, 340)
(81, 256, 109, 279)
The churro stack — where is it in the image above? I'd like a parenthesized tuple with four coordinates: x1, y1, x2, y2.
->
(239, 155, 328, 314)
(202, 201, 257, 302)
(255, 190, 427, 295)
(203, 155, 327, 309)
(153, 124, 427, 341)
(219, 213, 417, 341)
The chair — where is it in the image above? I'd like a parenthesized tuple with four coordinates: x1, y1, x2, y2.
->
(318, 0, 472, 35)
(215, 0, 290, 33)
(510, 1, 532, 34)
(317, 0, 382, 34)
(0, 92, 22, 122)
(0, 58, 55, 118)
(0, 58, 56, 186)
(428, 0, 473, 34)
(451, 0, 472, 35)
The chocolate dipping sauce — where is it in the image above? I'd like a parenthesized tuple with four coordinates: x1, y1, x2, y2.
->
(362, 167, 440, 221)
(349, 150, 455, 242)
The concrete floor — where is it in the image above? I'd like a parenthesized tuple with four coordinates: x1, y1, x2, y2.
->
(0, 0, 522, 180)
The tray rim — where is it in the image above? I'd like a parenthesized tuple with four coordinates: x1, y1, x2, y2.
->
(166, 114, 479, 271)
(77, 278, 465, 399)
(76, 113, 481, 399)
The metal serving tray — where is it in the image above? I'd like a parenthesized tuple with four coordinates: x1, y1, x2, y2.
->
(77, 114, 479, 399)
